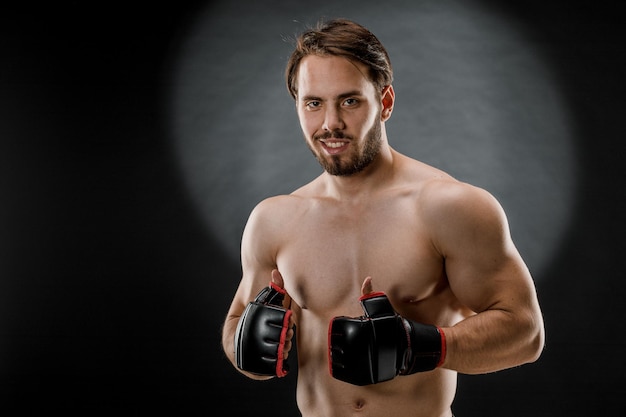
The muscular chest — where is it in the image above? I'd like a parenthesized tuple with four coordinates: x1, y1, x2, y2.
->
(276, 199, 444, 316)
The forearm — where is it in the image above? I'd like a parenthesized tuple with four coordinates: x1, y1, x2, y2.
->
(440, 308, 544, 374)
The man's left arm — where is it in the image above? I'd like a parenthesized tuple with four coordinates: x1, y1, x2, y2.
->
(429, 182, 545, 374)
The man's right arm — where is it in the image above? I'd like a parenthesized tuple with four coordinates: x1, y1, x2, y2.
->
(221, 198, 294, 380)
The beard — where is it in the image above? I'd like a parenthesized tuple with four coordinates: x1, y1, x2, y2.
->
(307, 116, 383, 177)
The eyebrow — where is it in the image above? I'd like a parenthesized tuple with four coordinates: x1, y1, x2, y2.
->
(300, 90, 364, 102)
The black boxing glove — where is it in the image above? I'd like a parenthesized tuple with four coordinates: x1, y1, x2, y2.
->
(328, 291, 446, 386)
(234, 282, 293, 377)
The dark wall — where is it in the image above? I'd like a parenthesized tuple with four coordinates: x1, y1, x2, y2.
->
(1, 1, 624, 416)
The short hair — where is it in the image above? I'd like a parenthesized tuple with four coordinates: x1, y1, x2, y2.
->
(285, 18, 393, 100)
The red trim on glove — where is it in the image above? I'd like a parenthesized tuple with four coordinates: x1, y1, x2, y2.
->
(436, 326, 446, 368)
(359, 291, 386, 301)
(275, 309, 292, 378)
(269, 281, 286, 294)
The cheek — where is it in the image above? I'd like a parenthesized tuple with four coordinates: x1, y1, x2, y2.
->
(298, 111, 319, 136)
(356, 110, 380, 134)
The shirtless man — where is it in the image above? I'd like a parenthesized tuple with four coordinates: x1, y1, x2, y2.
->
(221, 18, 545, 417)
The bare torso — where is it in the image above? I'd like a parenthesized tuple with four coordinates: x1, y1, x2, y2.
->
(267, 156, 472, 417)
(225, 41, 544, 416)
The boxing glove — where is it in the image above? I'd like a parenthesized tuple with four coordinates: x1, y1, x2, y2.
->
(328, 291, 446, 386)
(234, 282, 293, 377)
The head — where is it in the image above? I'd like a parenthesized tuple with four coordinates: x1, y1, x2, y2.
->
(285, 19, 393, 101)
(285, 19, 395, 176)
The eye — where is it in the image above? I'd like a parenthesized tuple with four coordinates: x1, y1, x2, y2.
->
(305, 100, 321, 109)
(343, 98, 358, 106)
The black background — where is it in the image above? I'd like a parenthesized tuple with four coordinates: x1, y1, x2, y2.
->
(1, 1, 625, 416)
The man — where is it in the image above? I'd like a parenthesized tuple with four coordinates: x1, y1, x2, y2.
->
(221, 18, 544, 417)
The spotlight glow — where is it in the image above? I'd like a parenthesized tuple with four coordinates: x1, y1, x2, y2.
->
(166, 0, 578, 280)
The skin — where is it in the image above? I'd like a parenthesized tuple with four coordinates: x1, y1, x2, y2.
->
(222, 55, 545, 417)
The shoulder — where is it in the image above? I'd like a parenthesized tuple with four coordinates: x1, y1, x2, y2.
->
(240, 194, 301, 264)
(419, 178, 510, 250)
(421, 178, 503, 216)
(247, 194, 304, 230)
(247, 173, 325, 224)
(251, 194, 299, 215)
(245, 190, 318, 239)
(393, 154, 504, 220)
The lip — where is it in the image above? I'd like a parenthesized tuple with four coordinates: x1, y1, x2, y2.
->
(320, 139, 349, 155)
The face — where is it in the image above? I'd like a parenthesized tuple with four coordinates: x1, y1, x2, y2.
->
(295, 55, 392, 176)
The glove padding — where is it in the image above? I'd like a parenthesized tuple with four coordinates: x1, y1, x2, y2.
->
(235, 282, 292, 377)
(328, 291, 445, 386)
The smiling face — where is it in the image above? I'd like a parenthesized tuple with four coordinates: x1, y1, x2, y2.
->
(295, 55, 394, 176)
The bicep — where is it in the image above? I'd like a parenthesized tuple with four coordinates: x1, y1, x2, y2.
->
(431, 184, 535, 314)
(227, 198, 285, 318)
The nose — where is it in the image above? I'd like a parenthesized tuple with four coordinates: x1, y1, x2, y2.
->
(322, 106, 345, 132)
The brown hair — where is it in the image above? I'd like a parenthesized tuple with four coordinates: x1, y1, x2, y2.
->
(285, 18, 393, 100)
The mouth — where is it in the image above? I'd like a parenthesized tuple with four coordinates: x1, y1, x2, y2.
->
(320, 139, 349, 155)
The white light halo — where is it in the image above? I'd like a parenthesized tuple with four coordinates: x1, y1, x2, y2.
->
(166, 1, 578, 280)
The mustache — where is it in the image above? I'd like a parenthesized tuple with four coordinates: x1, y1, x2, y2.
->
(314, 131, 352, 140)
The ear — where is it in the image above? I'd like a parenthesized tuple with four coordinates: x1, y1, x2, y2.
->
(381, 85, 395, 122)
